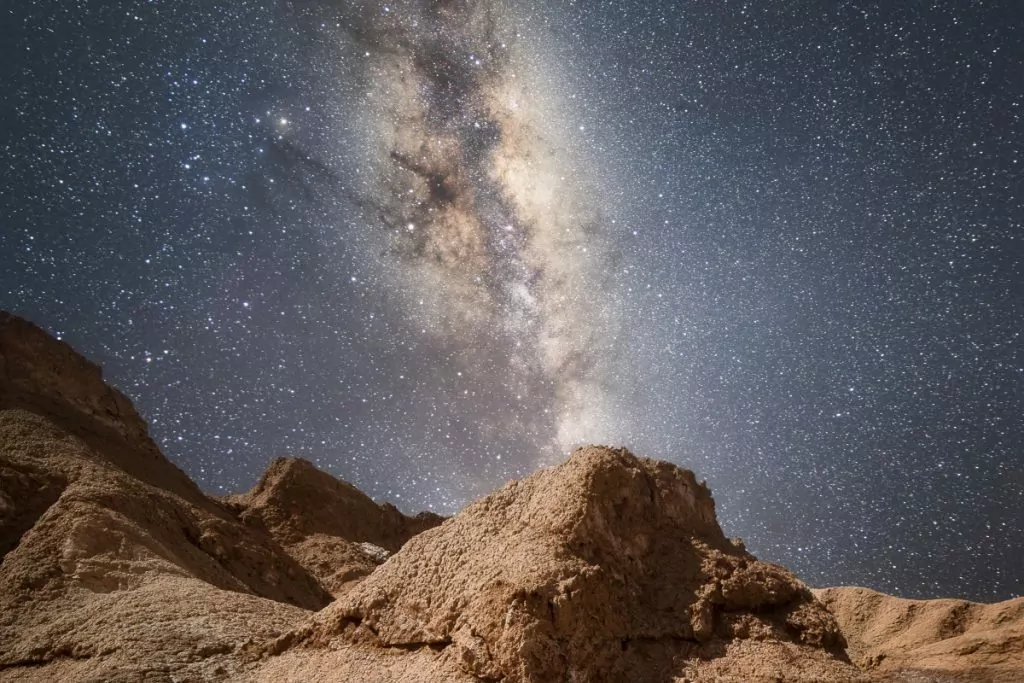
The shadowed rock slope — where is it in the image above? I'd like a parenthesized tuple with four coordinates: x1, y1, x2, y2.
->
(224, 456, 444, 595)
(0, 312, 335, 680)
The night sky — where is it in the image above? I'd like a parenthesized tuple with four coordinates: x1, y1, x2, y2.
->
(2, 0, 1022, 602)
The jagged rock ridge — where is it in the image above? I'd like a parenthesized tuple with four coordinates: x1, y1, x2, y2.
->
(0, 310, 1021, 682)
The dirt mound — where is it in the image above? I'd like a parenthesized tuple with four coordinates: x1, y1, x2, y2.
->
(816, 586, 1024, 681)
(270, 445, 862, 682)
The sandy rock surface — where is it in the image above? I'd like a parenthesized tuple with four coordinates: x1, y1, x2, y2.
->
(223, 456, 443, 596)
(816, 586, 1024, 682)
(272, 445, 863, 682)
(0, 312, 331, 680)
(1, 310, 1020, 682)
(225, 456, 443, 553)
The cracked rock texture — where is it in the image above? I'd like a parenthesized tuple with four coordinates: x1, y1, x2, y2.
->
(1, 310, 1021, 682)
(277, 445, 862, 682)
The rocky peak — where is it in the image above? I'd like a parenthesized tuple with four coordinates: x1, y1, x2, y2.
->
(509, 445, 724, 562)
(285, 445, 855, 682)
(228, 456, 444, 552)
(0, 312, 147, 444)
(0, 312, 207, 508)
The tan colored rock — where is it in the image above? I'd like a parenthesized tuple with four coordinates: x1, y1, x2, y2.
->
(224, 456, 443, 596)
(271, 446, 863, 682)
(816, 586, 1024, 681)
(0, 311, 207, 509)
(0, 313, 330, 680)
(283, 534, 385, 596)
(1, 574, 306, 682)
(3, 310, 1021, 682)
(226, 456, 444, 552)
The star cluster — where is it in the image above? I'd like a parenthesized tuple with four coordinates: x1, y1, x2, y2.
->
(2, 0, 1021, 602)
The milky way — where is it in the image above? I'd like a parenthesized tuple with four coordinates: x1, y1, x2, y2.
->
(340, 0, 625, 465)
(2, 0, 1022, 602)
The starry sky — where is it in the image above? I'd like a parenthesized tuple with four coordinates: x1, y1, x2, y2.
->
(2, 0, 1022, 602)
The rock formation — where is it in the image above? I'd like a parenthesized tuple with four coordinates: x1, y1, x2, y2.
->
(0, 310, 1020, 681)
(0, 312, 331, 680)
(223, 456, 443, 596)
(816, 586, 1024, 682)
(263, 445, 862, 682)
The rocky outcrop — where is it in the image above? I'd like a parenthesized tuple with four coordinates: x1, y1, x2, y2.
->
(226, 457, 444, 552)
(0, 311, 207, 509)
(268, 446, 863, 682)
(0, 313, 331, 679)
(224, 456, 444, 595)
(816, 586, 1024, 682)
(2, 310, 1021, 682)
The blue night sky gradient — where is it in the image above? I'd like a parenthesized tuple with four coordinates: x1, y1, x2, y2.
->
(2, 0, 1021, 601)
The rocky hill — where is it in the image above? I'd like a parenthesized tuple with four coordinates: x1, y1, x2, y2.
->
(223, 456, 443, 596)
(0, 310, 1020, 681)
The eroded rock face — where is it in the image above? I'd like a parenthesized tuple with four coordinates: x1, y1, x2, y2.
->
(3, 310, 1020, 682)
(226, 456, 443, 553)
(0, 311, 206, 508)
(282, 446, 861, 682)
(224, 456, 444, 595)
(816, 586, 1024, 681)
(0, 313, 330, 679)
